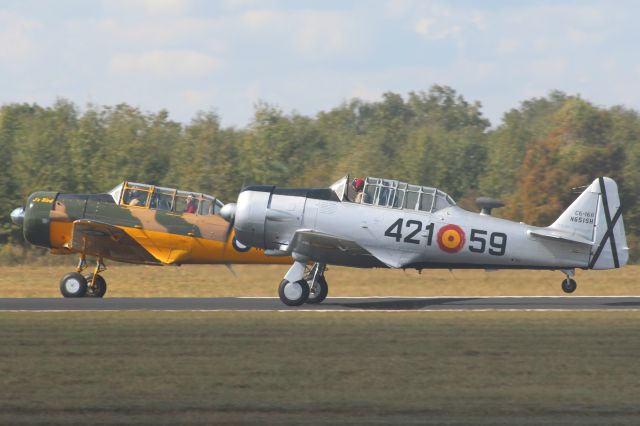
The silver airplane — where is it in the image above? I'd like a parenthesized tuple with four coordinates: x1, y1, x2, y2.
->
(221, 175, 628, 306)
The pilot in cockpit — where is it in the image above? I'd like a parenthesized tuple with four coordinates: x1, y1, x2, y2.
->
(184, 194, 198, 213)
(126, 190, 142, 206)
(352, 178, 365, 203)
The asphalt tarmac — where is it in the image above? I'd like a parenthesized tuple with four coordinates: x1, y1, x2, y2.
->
(0, 296, 640, 311)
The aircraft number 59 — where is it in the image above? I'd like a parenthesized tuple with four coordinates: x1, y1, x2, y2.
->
(384, 219, 507, 256)
(469, 229, 507, 256)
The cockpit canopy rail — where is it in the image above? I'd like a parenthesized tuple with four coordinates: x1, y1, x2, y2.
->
(330, 175, 456, 213)
(108, 181, 224, 215)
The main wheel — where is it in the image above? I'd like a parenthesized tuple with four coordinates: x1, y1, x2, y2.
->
(60, 272, 88, 298)
(278, 279, 310, 306)
(561, 278, 577, 293)
(85, 274, 107, 298)
(306, 276, 328, 304)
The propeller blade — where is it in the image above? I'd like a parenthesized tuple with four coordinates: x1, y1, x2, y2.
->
(220, 202, 237, 243)
(224, 264, 237, 277)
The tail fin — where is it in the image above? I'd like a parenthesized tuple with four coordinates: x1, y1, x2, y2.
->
(550, 177, 628, 269)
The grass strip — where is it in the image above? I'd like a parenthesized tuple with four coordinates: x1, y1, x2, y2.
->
(0, 311, 639, 424)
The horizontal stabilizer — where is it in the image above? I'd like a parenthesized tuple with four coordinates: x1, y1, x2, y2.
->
(527, 229, 593, 246)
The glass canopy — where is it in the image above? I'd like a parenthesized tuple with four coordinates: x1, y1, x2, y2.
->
(330, 175, 455, 213)
(108, 181, 224, 215)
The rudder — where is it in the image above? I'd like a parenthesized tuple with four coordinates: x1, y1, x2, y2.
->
(550, 177, 628, 269)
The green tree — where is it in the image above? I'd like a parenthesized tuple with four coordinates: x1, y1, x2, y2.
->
(165, 111, 242, 201)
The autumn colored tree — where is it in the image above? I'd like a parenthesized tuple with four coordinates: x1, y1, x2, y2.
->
(506, 98, 624, 226)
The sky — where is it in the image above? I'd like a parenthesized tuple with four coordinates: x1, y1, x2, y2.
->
(0, 0, 639, 128)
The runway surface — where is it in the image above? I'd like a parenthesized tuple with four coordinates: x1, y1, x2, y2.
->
(1, 296, 640, 311)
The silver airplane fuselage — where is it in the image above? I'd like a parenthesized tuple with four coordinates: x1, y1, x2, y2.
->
(229, 176, 628, 305)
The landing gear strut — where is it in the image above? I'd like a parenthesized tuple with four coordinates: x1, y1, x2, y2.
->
(305, 263, 328, 304)
(560, 269, 577, 294)
(60, 255, 108, 298)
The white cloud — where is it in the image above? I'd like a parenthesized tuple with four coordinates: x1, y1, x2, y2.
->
(566, 28, 604, 46)
(415, 19, 461, 41)
(413, 4, 462, 41)
(349, 85, 383, 102)
(294, 13, 352, 56)
(110, 50, 220, 77)
(223, 0, 276, 11)
(240, 9, 360, 57)
(240, 9, 279, 30)
(243, 80, 262, 104)
(496, 38, 519, 55)
(0, 12, 39, 65)
(384, 0, 416, 17)
(70, 17, 217, 47)
(181, 88, 218, 110)
(102, 0, 191, 17)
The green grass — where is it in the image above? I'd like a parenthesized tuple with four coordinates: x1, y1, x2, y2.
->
(1, 312, 640, 424)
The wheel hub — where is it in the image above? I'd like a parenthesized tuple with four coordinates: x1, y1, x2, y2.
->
(65, 279, 81, 293)
(283, 281, 303, 300)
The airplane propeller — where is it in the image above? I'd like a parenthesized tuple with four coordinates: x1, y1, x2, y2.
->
(219, 202, 240, 276)
(220, 202, 237, 241)
(219, 179, 249, 275)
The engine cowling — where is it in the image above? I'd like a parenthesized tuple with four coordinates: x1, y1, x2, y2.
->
(23, 191, 58, 248)
(234, 186, 272, 249)
(234, 186, 307, 251)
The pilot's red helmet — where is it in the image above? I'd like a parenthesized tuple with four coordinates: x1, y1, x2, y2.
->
(352, 178, 364, 191)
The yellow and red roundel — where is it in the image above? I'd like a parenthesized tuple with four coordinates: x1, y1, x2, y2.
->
(437, 224, 466, 253)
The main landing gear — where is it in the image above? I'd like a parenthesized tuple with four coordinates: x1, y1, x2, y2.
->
(278, 261, 328, 306)
(560, 269, 577, 294)
(59, 255, 108, 298)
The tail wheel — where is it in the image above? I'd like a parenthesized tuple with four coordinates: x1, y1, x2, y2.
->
(561, 278, 577, 294)
(278, 279, 309, 306)
(307, 276, 328, 304)
(85, 274, 107, 298)
(60, 272, 88, 298)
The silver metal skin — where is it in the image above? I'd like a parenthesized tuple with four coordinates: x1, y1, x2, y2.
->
(10, 207, 24, 226)
(219, 203, 236, 223)
(234, 190, 271, 249)
(232, 175, 629, 302)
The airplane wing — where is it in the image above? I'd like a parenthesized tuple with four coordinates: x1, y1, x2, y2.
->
(65, 220, 164, 265)
(287, 230, 387, 268)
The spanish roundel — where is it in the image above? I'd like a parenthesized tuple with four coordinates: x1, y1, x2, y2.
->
(437, 224, 465, 253)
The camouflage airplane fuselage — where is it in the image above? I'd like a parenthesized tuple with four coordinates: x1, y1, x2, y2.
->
(23, 191, 291, 266)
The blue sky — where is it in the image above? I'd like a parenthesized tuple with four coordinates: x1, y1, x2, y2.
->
(1, 0, 639, 127)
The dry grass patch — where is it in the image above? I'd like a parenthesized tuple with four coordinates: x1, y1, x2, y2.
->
(1, 262, 639, 297)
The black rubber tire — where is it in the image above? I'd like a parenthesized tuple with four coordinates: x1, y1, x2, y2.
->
(60, 272, 88, 298)
(278, 279, 310, 306)
(561, 278, 577, 294)
(84, 274, 107, 298)
(306, 276, 328, 304)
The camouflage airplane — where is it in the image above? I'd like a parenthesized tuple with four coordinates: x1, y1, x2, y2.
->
(221, 175, 629, 306)
(10, 181, 291, 298)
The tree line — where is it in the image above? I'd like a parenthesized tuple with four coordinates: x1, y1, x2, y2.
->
(1, 86, 639, 261)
